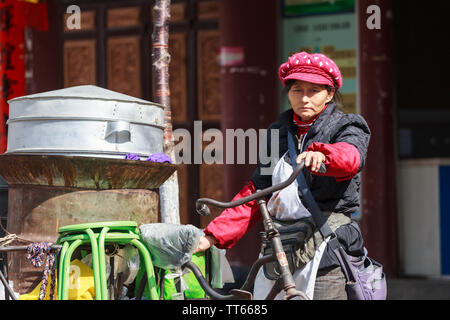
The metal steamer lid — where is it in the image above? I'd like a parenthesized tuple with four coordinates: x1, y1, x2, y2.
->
(7, 85, 162, 107)
(7, 85, 165, 128)
(5, 85, 165, 157)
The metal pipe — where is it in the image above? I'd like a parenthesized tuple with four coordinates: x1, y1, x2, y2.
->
(0, 269, 16, 300)
(240, 255, 275, 292)
(109, 255, 114, 300)
(265, 278, 283, 300)
(2, 255, 9, 300)
(257, 197, 298, 296)
(0, 245, 62, 252)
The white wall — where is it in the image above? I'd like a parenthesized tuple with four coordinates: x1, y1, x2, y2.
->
(397, 159, 450, 276)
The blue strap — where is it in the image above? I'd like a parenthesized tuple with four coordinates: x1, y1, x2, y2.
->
(286, 131, 336, 241)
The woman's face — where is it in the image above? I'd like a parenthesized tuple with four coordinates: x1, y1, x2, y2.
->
(288, 80, 335, 121)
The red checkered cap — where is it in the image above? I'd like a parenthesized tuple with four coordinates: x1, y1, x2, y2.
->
(278, 51, 343, 89)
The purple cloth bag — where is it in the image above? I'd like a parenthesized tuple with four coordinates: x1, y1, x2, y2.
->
(334, 246, 387, 300)
(145, 153, 172, 164)
(124, 153, 172, 164)
(124, 153, 141, 160)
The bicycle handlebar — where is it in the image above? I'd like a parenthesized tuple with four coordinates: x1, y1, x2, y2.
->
(196, 160, 326, 216)
(191, 160, 326, 300)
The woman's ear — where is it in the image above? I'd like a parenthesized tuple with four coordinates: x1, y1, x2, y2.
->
(326, 88, 336, 104)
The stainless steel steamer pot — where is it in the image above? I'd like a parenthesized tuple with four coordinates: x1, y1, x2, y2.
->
(6, 85, 165, 159)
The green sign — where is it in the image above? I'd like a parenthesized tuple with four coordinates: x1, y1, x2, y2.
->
(283, 0, 355, 17)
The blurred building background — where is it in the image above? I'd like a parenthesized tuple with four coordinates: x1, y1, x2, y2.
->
(1, 0, 450, 299)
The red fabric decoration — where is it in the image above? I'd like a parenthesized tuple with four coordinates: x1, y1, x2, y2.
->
(0, 0, 48, 153)
(19, 0, 49, 31)
(1, 0, 25, 153)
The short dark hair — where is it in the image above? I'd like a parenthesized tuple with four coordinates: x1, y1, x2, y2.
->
(326, 85, 343, 108)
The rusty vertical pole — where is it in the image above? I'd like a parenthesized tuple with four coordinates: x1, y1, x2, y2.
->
(152, 0, 180, 224)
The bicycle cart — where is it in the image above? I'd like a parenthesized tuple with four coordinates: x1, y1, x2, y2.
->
(0, 161, 311, 300)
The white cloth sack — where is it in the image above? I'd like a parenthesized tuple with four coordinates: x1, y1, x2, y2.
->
(253, 237, 329, 300)
(267, 152, 311, 221)
(254, 152, 325, 300)
(139, 223, 203, 270)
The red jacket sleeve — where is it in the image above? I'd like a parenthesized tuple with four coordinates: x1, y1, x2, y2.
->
(203, 181, 261, 249)
(306, 142, 360, 182)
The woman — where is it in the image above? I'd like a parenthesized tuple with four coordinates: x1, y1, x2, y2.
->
(194, 51, 371, 300)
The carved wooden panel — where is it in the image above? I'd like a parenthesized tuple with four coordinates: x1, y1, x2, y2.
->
(199, 129, 224, 227)
(197, 30, 220, 121)
(63, 10, 96, 32)
(107, 7, 140, 28)
(198, 0, 219, 20)
(63, 39, 96, 87)
(199, 163, 223, 228)
(169, 32, 187, 123)
(171, 2, 186, 22)
(107, 36, 142, 98)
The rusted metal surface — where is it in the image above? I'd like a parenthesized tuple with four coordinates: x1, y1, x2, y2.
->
(0, 153, 176, 293)
(7, 185, 161, 237)
(0, 154, 177, 190)
(6, 184, 161, 294)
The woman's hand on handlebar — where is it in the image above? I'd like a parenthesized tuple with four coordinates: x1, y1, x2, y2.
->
(194, 235, 218, 253)
(297, 150, 326, 173)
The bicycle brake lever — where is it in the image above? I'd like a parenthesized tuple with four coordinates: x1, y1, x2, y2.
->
(319, 162, 327, 174)
(298, 160, 326, 174)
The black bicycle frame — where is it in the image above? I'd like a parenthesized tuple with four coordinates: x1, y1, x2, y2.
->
(192, 161, 310, 300)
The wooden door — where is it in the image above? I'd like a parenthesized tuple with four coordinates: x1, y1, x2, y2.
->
(59, 0, 222, 226)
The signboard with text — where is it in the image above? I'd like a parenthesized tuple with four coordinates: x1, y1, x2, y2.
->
(281, 5, 358, 114)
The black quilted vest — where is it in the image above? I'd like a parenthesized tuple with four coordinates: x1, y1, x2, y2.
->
(251, 103, 371, 215)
